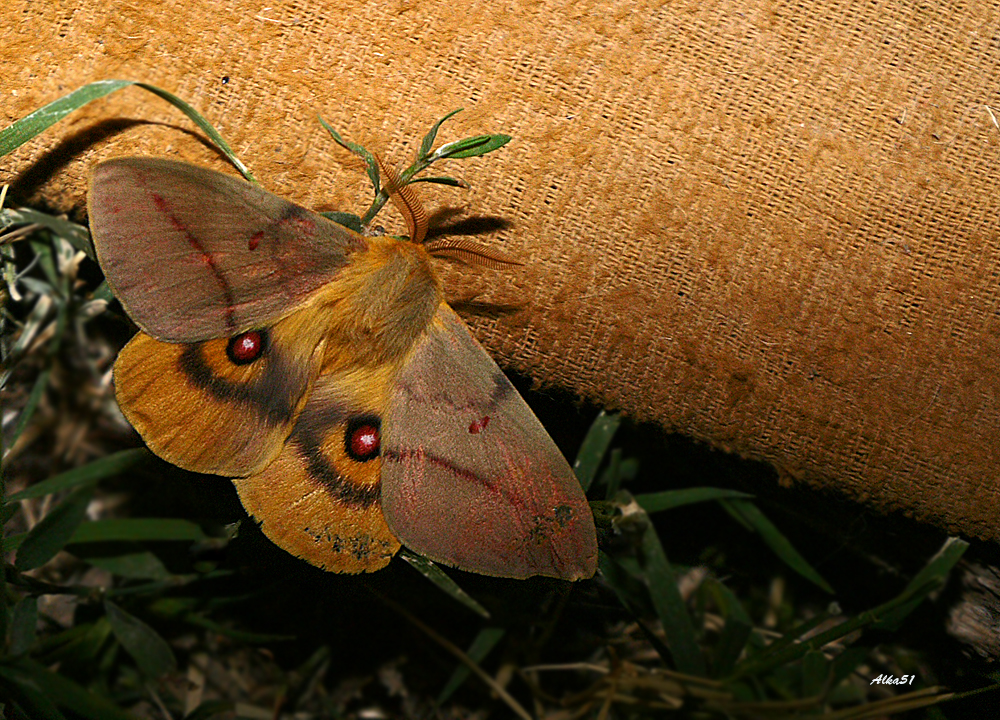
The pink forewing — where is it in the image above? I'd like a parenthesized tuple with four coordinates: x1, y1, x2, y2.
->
(88, 158, 365, 342)
(381, 304, 597, 580)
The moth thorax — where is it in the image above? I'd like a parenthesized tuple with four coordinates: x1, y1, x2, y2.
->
(332, 238, 441, 367)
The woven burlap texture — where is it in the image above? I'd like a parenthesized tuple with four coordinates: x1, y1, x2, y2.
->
(4, 1, 1000, 539)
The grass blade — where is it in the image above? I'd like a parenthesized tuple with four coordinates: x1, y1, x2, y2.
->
(83, 551, 172, 581)
(874, 536, 968, 631)
(573, 411, 621, 491)
(104, 600, 177, 678)
(5, 368, 51, 458)
(0, 667, 68, 720)
(177, 612, 296, 643)
(703, 578, 752, 677)
(1, 209, 94, 260)
(68, 517, 207, 543)
(0, 80, 133, 156)
(437, 626, 506, 703)
(398, 549, 490, 619)
(729, 580, 939, 682)
(0, 657, 134, 720)
(6, 448, 148, 502)
(319, 210, 363, 233)
(9, 596, 39, 656)
(14, 486, 93, 571)
(637, 487, 754, 513)
(746, 608, 837, 667)
(801, 650, 830, 697)
(721, 498, 833, 594)
(409, 175, 470, 188)
(184, 700, 236, 720)
(0, 80, 251, 180)
(638, 508, 707, 676)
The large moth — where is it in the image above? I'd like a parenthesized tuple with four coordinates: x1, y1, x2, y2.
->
(88, 157, 597, 580)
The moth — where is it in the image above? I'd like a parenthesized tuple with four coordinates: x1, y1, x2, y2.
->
(87, 157, 597, 580)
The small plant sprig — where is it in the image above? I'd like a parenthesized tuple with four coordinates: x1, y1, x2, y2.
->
(319, 109, 511, 230)
(320, 112, 521, 272)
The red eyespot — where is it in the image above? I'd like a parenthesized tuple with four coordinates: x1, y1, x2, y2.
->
(226, 330, 268, 365)
(248, 230, 264, 250)
(469, 416, 490, 434)
(345, 416, 381, 462)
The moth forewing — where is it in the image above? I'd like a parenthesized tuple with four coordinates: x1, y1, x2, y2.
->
(381, 305, 598, 580)
(88, 157, 366, 342)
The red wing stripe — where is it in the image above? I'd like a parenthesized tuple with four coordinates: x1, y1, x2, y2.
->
(380, 447, 542, 512)
(147, 190, 238, 332)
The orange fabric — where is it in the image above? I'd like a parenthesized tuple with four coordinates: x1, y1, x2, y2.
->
(4, 0, 1000, 538)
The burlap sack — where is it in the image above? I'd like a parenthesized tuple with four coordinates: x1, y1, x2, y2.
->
(4, 1, 999, 540)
